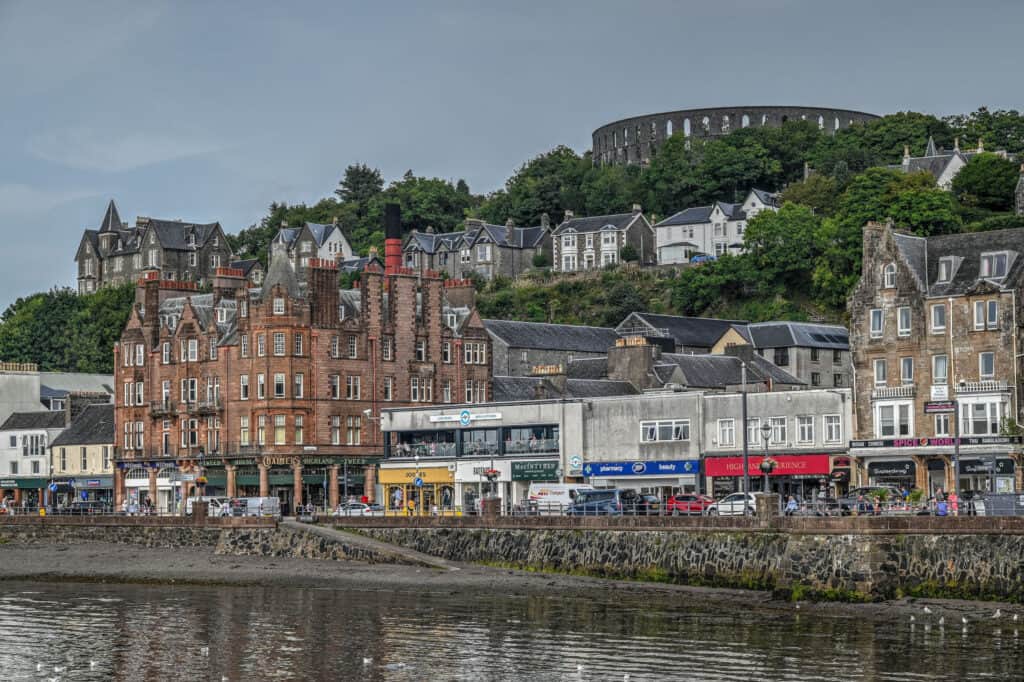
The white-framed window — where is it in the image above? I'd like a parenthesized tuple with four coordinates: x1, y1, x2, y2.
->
(979, 352, 995, 380)
(961, 399, 1002, 436)
(797, 415, 814, 443)
(383, 376, 393, 401)
(209, 340, 217, 360)
(931, 303, 946, 332)
(935, 413, 950, 437)
(348, 336, 357, 358)
(273, 332, 286, 356)
(717, 419, 735, 447)
(273, 298, 285, 315)
(257, 334, 265, 357)
(162, 342, 170, 364)
(442, 342, 451, 364)
(464, 342, 486, 365)
(460, 248, 471, 264)
(601, 251, 617, 266)
(824, 415, 842, 443)
(561, 254, 577, 272)
(330, 336, 340, 358)
(900, 357, 913, 384)
(746, 418, 760, 447)
(179, 378, 197, 403)
(640, 419, 690, 442)
(273, 373, 286, 398)
(257, 374, 265, 400)
(134, 343, 144, 366)
(602, 231, 616, 247)
(331, 416, 341, 445)
(346, 375, 360, 400)
(410, 377, 420, 402)
(769, 417, 787, 445)
(382, 337, 393, 361)
(257, 415, 266, 445)
(294, 415, 304, 445)
(933, 354, 948, 385)
(875, 402, 913, 438)
(274, 415, 286, 445)
(294, 333, 303, 356)
(883, 263, 896, 288)
(188, 252, 196, 267)
(980, 252, 1008, 279)
(870, 309, 883, 338)
(937, 257, 953, 282)
(415, 340, 426, 362)
(294, 373, 304, 399)
(585, 234, 594, 249)
(897, 306, 911, 336)
(329, 375, 340, 400)
(477, 244, 491, 261)
(240, 374, 249, 400)
(874, 358, 887, 386)
(346, 416, 361, 445)
(562, 233, 576, 249)
(239, 416, 250, 446)
(240, 335, 249, 357)
(975, 300, 998, 330)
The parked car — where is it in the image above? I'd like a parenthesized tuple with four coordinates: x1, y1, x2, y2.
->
(57, 501, 112, 515)
(690, 254, 716, 265)
(331, 503, 384, 517)
(625, 494, 662, 516)
(666, 494, 715, 516)
(705, 492, 761, 516)
(567, 489, 631, 516)
(838, 486, 902, 513)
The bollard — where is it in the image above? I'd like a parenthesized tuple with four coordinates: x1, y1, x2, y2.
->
(756, 493, 780, 527)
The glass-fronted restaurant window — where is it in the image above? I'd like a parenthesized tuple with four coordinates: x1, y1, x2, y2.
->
(503, 426, 558, 454)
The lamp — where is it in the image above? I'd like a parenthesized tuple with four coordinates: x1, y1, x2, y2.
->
(759, 422, 774, 494)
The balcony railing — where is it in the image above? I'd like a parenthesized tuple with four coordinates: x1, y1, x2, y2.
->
(191, 398, 223, 414)
(149, 401, 176, 417)
(395, 442, 458, 458)
(957, 380, 1009, 394)
(871, 385, 916, 399)
(502, 438, 559, 455)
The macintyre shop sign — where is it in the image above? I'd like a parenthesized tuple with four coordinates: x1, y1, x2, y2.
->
(850, 436, 1022, 449)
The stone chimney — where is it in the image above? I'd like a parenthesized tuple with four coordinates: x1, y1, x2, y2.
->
(281, 220, 288, 228)
(540, 213, 550, 230)
(308, 258, 340, 327)
(212, 267, 246, 306)
(563, 209, 574, 221)
(977, 138, 985, 153)
(1015, 164, 1024, 217)
(954, 136, 960, 152)
(722, 344, 755, 364)
(505, 218, 515, 228)
(607, 337, 660, 390)
(425, 225, 435, 234)
(443, 278, 476, 309)
(332, 216, 339, 226)
(632, 203, 642, 214)
(531, 364, 567, 397)
(902, 145, 911, 165)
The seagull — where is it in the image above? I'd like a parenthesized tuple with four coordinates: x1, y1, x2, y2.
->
(795, 603, 801, 610)
(53, 665, 65, 673)
(1015, 614, 1020, 622)
(910, 615, 916, 622)
(962, 616, 969, 625)
(90, 661, 97, 669)
(36, 663, 43, 672)
(362, 657, 373, 666)
(577, 664, 585, 672)
(923, 606, 933, 614)
(624, 675, 631, 681)
(200, 647, 209, 656)
(994, 609, 1002, 618)
(939, 617, 945, 626)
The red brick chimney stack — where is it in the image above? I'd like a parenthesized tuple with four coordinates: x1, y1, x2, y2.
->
(384, 203, 402, 274)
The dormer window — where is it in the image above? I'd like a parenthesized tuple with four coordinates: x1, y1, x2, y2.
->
(937, 257, 954, 282)
(980, 252, 1008, 279)
(186, 232, 196, 247)
(883, 263, 896, 288)
(273, 297, 285, 315)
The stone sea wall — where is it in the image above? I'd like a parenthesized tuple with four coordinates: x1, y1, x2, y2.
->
(356, 527, 1024, 602)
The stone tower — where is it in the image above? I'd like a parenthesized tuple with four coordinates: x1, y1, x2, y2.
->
(1016, 164, 1024, 216)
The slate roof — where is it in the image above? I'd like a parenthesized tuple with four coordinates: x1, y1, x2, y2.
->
(750, 188, 780, 207)
(273, 227, 301, 247)
(261, 248, 302, 299)
(50, 403, 114, 446)
(491, 376, 637, 402)
(306, 223, 336, 247)
(554, 212, 637, 235)
(484, 320, 619, 353)
(230, 259, 261, 276)
(0, 411, 66, 431)
(39, 373, 114, 396)
(659, 353, 803, 388)
(405, 220, 545, 254)
(98, 200, 123, 232)
(655, 189, 777, 228)
(745, 322, 849, 351)
(617, 313, 748, 349)
(904, 227, 1024, 297)
(567, 357, 608, 379)
(146, 218, 221, 251)
(338, 256, 382, 273)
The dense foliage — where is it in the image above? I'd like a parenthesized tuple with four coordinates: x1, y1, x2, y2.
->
(0, 284, 134, 373)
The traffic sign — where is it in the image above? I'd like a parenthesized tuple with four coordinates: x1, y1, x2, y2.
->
(413, 477, 424, 488)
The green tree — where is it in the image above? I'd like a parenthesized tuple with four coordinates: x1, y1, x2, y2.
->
(476, 146, 589, 225)
(951, 153, 1020, 211)
(335, 163, 384, 208)
(619, 244, 639, 262)
(945, 107, 1024, 154)
(810, 112, 953, 174)
(780, 174, 840, 216)
(743, 203, 822, 290)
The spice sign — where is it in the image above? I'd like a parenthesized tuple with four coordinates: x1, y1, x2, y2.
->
(511, 460, 560, 481)
(924, 401, 956, 414)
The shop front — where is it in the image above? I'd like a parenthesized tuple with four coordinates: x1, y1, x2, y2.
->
(0, 477, 49, 507)
(122, 465, 180, 512)
(456, 459, 506, 512)
(510, 459, 560, 504)
(865, 460, 917, 489)
(583, 459, 700, 498)
(72, 476, 115, 505)
(704, 454, 832, 499)
(958, 458, 1015, 495)
(379, 465, 455, 515)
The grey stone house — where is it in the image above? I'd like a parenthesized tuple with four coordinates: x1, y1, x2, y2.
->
(270, 221, 353, 283)
(616, 312, 747, 354)
(552, 205, 655, 272)
(403, 218, 550, 281)
(739, 322, 851, 389)
(484, 319, 621, 376)
(230, 259, 264, 286)
(75, 200, 234, 293)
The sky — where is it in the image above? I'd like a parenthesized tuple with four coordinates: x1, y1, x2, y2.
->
(0, 0, 1021, 310)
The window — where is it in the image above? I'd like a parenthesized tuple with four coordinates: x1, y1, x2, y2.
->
(442, 379, 452, 403)
(273, 298, 285, 315)
(348, 336, 357, 358)
(180, 378, 197, 403)
(964, 400, 1001, 435)
(979, 352, 995, 380)
(135, 343, 144, 366)
(410, 377, 420, 402)
(718, 419, 735, 447)
(874, 359, 887, 386)
(931, 304, 946, 332)
(585, 234, 594, 249)
(331, 416, 341, 445)
(382, 337, 393, 361)
(932, 355, 948, 385)
(415, 340, 426, 362)
(240, 335, 249, 357)
(876, 403, 912, 438)
(464, 342, 486, 365)
(346, 375, 360, 400)
(561, 254, 577, 271)
(810, 348, 819, 362)
(257, 415, 266, 445)
(477, 244, 491, 261)
(870, 309, 883, 338)
(294, 416, 304, 445)
(240, 375, 249, 400)
(240, 300, 248, 317)
(442, 342, 451, 364)
(744, 418, 760, 447)
(824, 415, 841, 443)
(162, 342, 170, 364)
(774, 348, 788, 367)
(180, 419, 197, 448)
(293, 334, 303, 356)
(769, 417, 787, 444)
(274, 373, 286, 398)
(294, 373, 304, 399)
(464, 380, 486, 403)
(8, 462, 15, 475)
(329, 375, 340, 399)
(897, 307, 911, 336)
(562, 233, 576, 249)
(209, 340, 217, 360)
(460, 248, 471, 264)
(900, 357, 913, 385)
(601, 250, 617, 266)
(383, 376, 393, 401)
(274, 415, 286, 445)
(833, 350, 842, 365)
(257, 374, 265, 400)
(330, 336, 340, 358)
(257, 334, 266, 357)
(797, 416, 814, 443)
(937, 258, 953, 282)
(883, 263, 896, 288)
(935, 413, 950, 437)
(980, 252, 1008, 279)
(31, 460, 40, 475)
(602, 231, 616, 247)
(102, 446, 110, 470)
(273, 332, 286, 356)
(811, 372, 821, 386)
(640, 419, 690, 442)
(346, 416, 361, 445)
(240, 416, 250, 446)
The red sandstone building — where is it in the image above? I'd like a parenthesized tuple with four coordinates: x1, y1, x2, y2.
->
(112, 207, 491, 513)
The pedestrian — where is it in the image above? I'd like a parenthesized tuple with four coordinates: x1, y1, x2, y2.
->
(785, 495, 798, 516)
(406, 499, 415, 516)
(872, 495, 881, 515)
(936, 498, 949, 517)
(949, 489, 959, 517)
(856, 494, 867, 515)
(121, 499, 128, 516)
(934, 487, 945, 503)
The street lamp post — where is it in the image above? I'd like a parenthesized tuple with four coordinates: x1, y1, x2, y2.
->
(759, 422, 774, 494)
(414, 453, 420, 516)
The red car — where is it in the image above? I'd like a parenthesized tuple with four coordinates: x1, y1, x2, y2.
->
(665, 494, 715, 516)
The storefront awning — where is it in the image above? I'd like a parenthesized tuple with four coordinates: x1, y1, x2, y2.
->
(0, 478, 50, 489)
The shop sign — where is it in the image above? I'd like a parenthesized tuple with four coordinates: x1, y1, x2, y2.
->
(831, 469, 850, 483)
(959, 458, 1015, 475)
(428, 411, 502, 426)
(378, 467, 454, 485)
(851, 436, 1022, 448)
(924, 401, 956, 414)
(867, 461, 915, 478)
(568, 455, 583, 476)
(177, 473, 196, 482)
(511, 460, 560, 481)
(73, 477, 113, 489)
(832, 456, 852, 468)
(930, 386, 949, 400)
(0, 479, 16, 488)
(704, 454, 830, 478)
(583, 459, 699, 477)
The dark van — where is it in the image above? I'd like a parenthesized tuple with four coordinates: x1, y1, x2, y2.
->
(567, 489, 632, 516)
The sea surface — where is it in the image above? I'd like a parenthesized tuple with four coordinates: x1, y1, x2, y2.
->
(0, 581, 1022, 681)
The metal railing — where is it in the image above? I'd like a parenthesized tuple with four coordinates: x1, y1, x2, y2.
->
(871, 385, 915, 399)
(502, 438, 558, 454)
(393, 442, 458, 458)
(149, 401, 177, 417)
(957, 380, 1009, 394)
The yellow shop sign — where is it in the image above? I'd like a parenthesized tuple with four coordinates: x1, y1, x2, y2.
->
(378, 467, 454, 484)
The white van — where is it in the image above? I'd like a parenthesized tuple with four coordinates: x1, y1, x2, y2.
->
(526, 483, 594, 514)
(185, 496, 230, 516)
(234, 496, 281, 520)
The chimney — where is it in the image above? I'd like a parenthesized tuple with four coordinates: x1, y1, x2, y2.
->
(425, 225, 435, 234)
(332, 216, 338, 226)
(443, 278, 475, 309)
(505, 218, 515, 228)
(384, 203, 402, 274)
(541, 213, 550, 230)
(213, 267, 246, 305)
(954, 136, 960, 151)
(723, 344, 755, 364)
(977, 138, 985, 152)
(281, 220, 288, 228)
(308, 258, 340, 326)
(902, 145, 910, 164)
(531, 364, 567, 396)
(632, 203, 642, 214)
(607, 337, 658, 390)
(563, 209, 574, 221)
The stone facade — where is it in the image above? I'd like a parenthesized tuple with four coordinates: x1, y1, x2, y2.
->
(112, 252, 492, 510)
(552, 207, 656, 271)
(654, 189, 779, 262)
(75, 201, 234, 294)
(402, 218, 551, 281)
(848, 221, 1024, 494)
(1016, 165, 1024, 216)
(593, 106, 879, 167)
(270, 221, 353, 284)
